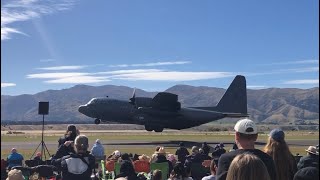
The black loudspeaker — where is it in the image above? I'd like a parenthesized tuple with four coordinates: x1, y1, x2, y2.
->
(38, 102, 49, 115)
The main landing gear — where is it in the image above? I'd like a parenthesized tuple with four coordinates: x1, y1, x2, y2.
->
(94, 118, 101, 124)
(145, 125, 164, 132)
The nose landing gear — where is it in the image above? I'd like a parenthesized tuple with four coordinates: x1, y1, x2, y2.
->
(94, 118, 101, 124)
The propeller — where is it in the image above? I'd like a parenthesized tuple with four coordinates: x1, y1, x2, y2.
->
(129, 88, 136, 105)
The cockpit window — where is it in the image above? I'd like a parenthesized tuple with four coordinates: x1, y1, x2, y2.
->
(87, 98, 98, 105)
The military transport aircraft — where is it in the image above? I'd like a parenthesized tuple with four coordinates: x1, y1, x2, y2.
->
(78, 75, 248, 132)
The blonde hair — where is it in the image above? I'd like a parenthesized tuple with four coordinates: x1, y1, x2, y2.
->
(226, 153, 270, 180)
(74, 135, 89, 152)
(264, 136, 297, 180)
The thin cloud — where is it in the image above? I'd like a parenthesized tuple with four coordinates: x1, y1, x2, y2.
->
(1, 83, 17, 87)
(40, 59, 56, 62)
(260, 59, 319, 66)
(109, 61, 191, 68)
(247, 85, 268, 89)
(110, 71, 233, 81)
(283, 79, 319, 85)
(1, 0, 75, 40)
(37, 65, 88, 70)
(26, 69, 234, 84)
(26, 72, 89, 79)
(44, 76, 110, 84)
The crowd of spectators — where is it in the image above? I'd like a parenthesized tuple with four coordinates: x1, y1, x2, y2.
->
(2, 119, 319, 180)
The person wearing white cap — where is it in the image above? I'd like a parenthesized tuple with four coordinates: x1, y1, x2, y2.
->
(216, 118, 277, 180)
(297, 146, 319, 170)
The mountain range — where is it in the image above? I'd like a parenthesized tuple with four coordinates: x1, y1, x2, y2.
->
(1, 85, 319, 125)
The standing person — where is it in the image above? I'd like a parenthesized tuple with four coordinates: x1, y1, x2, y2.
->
(175, 142, 190, 164)
(6, 148, 24, 170)
(53, 135, 95, 180)
(58, 125, 78, 146)
(216, 118, 277, 180)
(202, 142, 211, 156)
(91, 139, 105, 160)
(226, 153, 271, 180)
(297, 146, 319, 170)
(263, 128, 298, 180)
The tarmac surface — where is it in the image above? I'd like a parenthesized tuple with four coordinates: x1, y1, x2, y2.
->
(1, 137, 317, 150)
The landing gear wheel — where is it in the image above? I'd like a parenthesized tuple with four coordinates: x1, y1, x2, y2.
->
(145, 125, 153, 131)
(154, 127, 164, 133)
(94, 118, 101, 124)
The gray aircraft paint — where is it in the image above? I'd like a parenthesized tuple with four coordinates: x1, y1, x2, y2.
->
(78, 75, 248, 132)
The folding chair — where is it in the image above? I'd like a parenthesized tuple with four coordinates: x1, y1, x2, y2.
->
(133, 160, 150, 173)
(150, 162, 169, 180)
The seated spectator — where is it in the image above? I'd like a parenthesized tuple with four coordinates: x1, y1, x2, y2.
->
(6, 168, 24, 180)
(202, 160, 217, 180)
(199, 148, 211, 161)
(152, 169, 162, 180)
(115, 160, 137, 180)
(134, 155, 150, 173)
(168, 162, 193, 180)
(107, 150, 122, 161)
(90, 139, 105, 160)
(151, 146, 161, 163)
(138, 154, 151, 162)
(185, 146, 202, 166)
(293, 167, 319, 180)
(167, 154, 177, 167)
(52, 135, 95, 180)
(7, 148, 24, 170)
(175, 143, 190, 164)
(297, 146, 319, 170)
(263, 128, 297, 180)
(155, 147, 173, 176)
(58, 124, 78, 147)
(121, 153, 133, 162)
(33, 152, 43, 165)
(226, 153, 270, 180)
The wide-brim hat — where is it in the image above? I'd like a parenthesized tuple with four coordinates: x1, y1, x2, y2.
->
(6, 169, 24, 180)
(305, 146, 319, 155)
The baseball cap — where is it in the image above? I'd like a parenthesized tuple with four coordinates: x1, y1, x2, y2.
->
(269, 128, 285, 142)
(234, 118, 257, 134)
(114, 150, 121, 157)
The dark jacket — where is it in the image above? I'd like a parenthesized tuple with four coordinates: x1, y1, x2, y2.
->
(53, 152, 95, 180)
(175, 147, 190, 163)
(216, 149, 277, 180)
(155, 154, 173, 175)
(297, 154, 319, 170)
(51, 144, 76, 163)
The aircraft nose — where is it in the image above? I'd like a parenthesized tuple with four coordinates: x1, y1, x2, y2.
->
(78, 105, 87, 114)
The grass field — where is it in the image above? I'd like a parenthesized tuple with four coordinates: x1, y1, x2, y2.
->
(1, 130, 319, 160)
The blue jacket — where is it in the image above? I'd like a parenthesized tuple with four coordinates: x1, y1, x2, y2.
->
(7, 152, 24, 169)
(90, 142, 105, 157)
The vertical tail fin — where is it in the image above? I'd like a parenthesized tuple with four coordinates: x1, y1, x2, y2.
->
(216, 75, 247, 114)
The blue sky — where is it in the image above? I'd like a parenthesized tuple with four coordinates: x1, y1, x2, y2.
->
(1, 0, 319, 96)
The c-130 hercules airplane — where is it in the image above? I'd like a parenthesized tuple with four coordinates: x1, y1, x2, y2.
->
(78, 75, 249, 132)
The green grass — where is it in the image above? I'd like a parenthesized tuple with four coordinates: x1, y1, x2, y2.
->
(1, 131, 318, 159)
